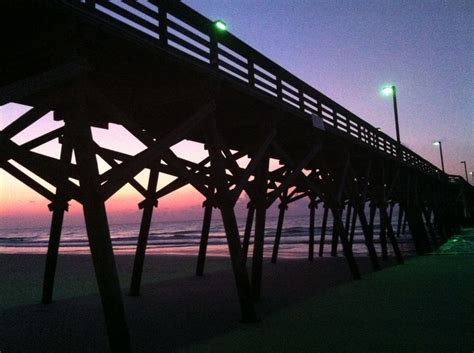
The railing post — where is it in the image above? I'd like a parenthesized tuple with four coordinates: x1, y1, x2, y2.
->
(276, 77, 282, 100)
(333, 111, 338, 130)
(209, 26, 219, 68)
(298, 88, 305, 112)
(158, 2, 168, 46)
(248, 57, 255, 87)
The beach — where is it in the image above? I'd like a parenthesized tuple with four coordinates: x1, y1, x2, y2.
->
(1, 253, 386, 352)
(2, 231, 473, 353)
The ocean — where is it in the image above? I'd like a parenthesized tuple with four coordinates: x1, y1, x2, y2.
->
(0, 214, 415, 258)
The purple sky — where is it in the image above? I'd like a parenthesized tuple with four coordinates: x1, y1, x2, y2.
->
(185, 0, 473, 177)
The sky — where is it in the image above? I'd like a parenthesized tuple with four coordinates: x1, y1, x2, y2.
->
(0, 0, 473, 229)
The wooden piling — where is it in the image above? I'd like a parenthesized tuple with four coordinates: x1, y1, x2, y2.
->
(308, 196, 317, 261)
(318, 205, 329, 257)
(271, 202, 287, 264)
(195, 201, 213, 276)
(130, 169, 159, 296)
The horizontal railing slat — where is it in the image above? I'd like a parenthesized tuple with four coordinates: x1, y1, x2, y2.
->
(281, 92, 301, 107)
(217, 47, 248, 71)
(122, 0, 158, 19)
(218, 60, 249, 81)
(254, 77, 278, 96)
(167, 20, 209, 48)
(167, 32, 210, 60)
(253, 66, 277, 86)
(95, 1, 159, 33)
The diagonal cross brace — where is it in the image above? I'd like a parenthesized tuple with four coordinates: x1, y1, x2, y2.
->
(2, 106, 52, 139)
(100, 101, 215, 200)
(230, 129, 276, 204)
(0, 160, 56, 202)
(21, 127, 65, 151)
(267, 141, 322, 208)
(95, 145, 148, 198)
(0, 136, 82, 202)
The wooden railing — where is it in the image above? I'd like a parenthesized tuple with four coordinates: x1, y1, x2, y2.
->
(66, 0, 444, 178)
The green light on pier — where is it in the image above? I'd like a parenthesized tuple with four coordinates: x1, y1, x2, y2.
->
(213, 20, 227, 31)
(382, 86, 394, 96)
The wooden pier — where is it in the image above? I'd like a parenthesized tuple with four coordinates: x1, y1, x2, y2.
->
(1, 1, 473, 352)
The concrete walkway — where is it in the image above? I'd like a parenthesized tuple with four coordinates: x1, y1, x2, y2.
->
(180, 228, 474, 353)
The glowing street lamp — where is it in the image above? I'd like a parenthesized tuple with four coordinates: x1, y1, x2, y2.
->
(470, 171, 474, 183)
(460, 161, 468, 181)
(213, 20, 227, 31)
(382, 86, 394, 96)
(432, 141, 445, 172)
(381, 85, 401, 150)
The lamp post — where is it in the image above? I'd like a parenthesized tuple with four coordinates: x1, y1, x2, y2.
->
(382, 85, 401, 145)
(433, 141, 445, 172)
(470, 172, 473, 184)
(460, 161, 468, 181)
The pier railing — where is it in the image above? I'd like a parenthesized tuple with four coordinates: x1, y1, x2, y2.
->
(65, 0, 443, 178)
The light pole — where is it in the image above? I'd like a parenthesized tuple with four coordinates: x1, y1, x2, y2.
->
(460, 161, 468, 181)
(382, 85, 401, 145)
(433, 141, 445, 172)
(470, 172, 473, 184)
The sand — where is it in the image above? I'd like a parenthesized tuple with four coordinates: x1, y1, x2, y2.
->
(1, 230, 473, 353)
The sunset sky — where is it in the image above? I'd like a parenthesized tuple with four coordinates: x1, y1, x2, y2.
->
(1, 0, 472, 229)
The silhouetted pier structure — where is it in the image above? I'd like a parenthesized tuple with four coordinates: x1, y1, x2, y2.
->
(1, 1, 473, 352)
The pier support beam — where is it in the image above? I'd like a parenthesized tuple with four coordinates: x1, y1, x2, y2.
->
(42, 200, 69, 304)
(369, 202, 377, 238)
(42, 138, 72, 304)
(129, 168, 159, 296)
(318, 205, 329, 257)
(242, 203, 255, 263)
(396, 205, 404, 238)
(406, 205, 432, 255)
(345, 162, 380, 271)
(380, 204, 403, 264)
(330, 208, 340, 257)
(354, 202, 381, 271)
(378, 205, 389, 261)
(349, 208, 357, 245)
(324, 153, 361, 279)
(330, 205, 361, 279)
(65, 100, 131, 353)
(271, 202, 287, 264)
(308, 195, 317, 261)
(204, 115, 256, 322)
(422, 207, 438, 248)
(251, 155, 269, 300)
(196, 200, 213, 276)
